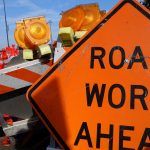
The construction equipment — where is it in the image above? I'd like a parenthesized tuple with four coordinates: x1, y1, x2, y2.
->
(14, 16, 51, 60)
(59, 3, 106, 47)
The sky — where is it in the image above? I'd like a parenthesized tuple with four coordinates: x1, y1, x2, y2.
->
(0, 0, 119, 49)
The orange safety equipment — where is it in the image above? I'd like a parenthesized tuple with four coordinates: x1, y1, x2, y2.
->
(59, 3, 102, 32)
(14, 21, 34, 49)
(80, 3, 102, 31)
(14, 16, 51, 49)
(59, 6, 85, 31)
(24, 16, 51, 46)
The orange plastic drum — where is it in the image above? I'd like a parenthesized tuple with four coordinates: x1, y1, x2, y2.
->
(59, 6, 85, 31)
(80, 3, 101, 31)
(24, 16, 50, 46)
(14, 21, 34, 49)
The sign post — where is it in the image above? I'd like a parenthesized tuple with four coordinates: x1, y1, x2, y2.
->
(27, 0, 150, 149)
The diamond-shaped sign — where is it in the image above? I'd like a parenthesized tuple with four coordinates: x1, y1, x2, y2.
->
(27, 0, 150, 149)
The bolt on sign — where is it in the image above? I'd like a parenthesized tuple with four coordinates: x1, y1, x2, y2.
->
(27, 0, 150, 149)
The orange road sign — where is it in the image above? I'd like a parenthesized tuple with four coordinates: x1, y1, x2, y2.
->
(27, 0, 150, 149)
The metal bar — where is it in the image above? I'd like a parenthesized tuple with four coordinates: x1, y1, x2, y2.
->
(0, 59, 45, 75)
(0, 58, 53, 75)
(2, 0, 9, 47)
(3, 117, 39, 136)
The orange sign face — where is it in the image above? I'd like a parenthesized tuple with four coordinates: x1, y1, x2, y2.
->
(27, 0, 150, 149)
